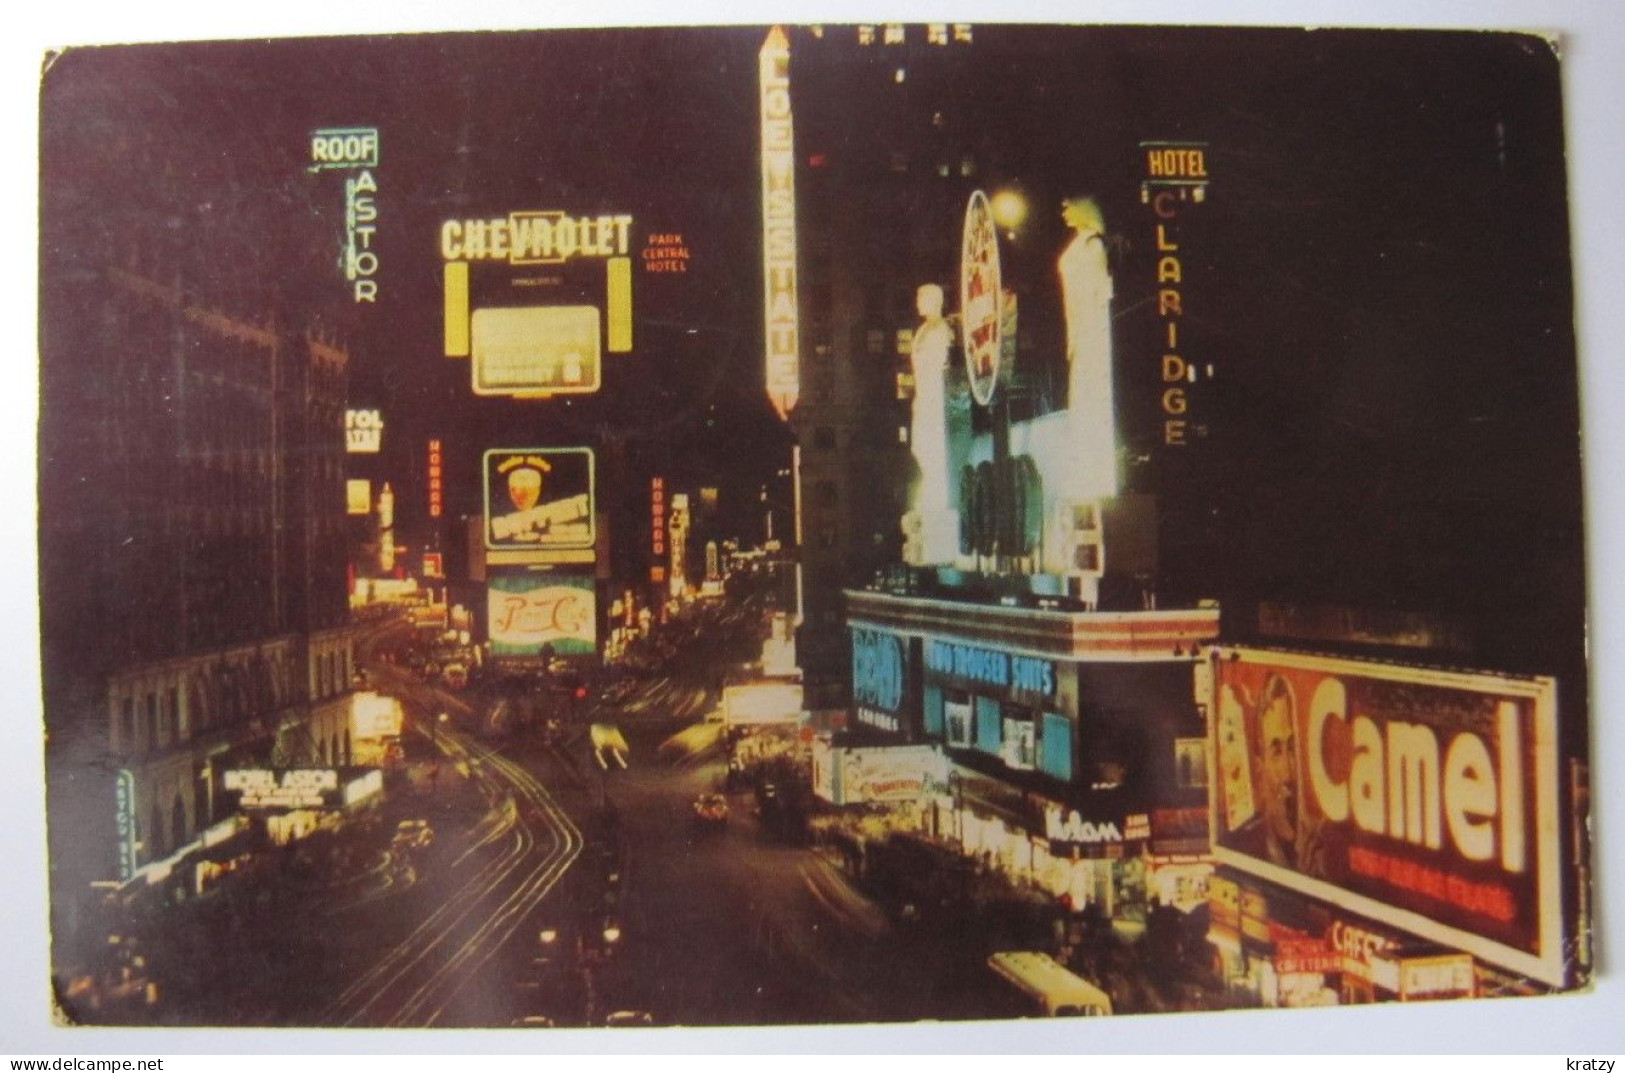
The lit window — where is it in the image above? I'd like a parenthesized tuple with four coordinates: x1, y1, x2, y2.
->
(883, 24, 905, 45)
(928, 24, 949, 45)
(975, 696, 1002, 757)
(858, 25, 875, 46)
(945, 694, 971, 746)
(1041, 713, 1073, 781)
(894, 68, 906, 84)
(1002, 713, 1037, 770)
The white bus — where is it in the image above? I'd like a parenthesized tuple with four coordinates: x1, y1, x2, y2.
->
(987, 951, 1114, 1017)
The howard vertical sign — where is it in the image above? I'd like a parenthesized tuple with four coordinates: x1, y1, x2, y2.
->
(760, 26, 800, 421)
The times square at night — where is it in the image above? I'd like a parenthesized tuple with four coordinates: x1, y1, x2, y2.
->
(32, 20, 1600, 1037)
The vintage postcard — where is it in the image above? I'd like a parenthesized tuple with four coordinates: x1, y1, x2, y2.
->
(36, 23, 1594, 1032)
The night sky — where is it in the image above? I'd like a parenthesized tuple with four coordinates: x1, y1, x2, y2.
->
(39, 25, 1585, 680)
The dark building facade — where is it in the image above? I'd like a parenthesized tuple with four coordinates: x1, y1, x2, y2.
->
(39, 261, 357, 935)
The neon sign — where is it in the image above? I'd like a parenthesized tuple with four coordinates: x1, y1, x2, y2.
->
(960, 189, 1002, 407)
(440, 213, 632, 265)
(759, 26, 800, 421)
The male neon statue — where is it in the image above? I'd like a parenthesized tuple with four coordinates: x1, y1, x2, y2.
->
(1057, 196, 1118, 503)
(902, 283, 961, 565)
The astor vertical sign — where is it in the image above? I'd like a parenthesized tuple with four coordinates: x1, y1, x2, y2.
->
(309, 127, 381, 304)
(760, 27, 800, 421)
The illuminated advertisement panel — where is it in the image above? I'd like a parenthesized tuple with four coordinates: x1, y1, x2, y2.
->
(345, 479, 372, 516)
(850, 626, 913, 735)
(350, 691, 404, 739)
(487, 571, 597, 657)
(1211, 649, 1562, 986)
(345, 408, 383, 452)
(483, 448, 595, 551)
(471, 306, 602, 397)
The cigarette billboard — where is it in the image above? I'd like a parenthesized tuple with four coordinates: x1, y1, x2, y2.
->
(1210, 648, 1564, 986)
(483, 448, 595, 552)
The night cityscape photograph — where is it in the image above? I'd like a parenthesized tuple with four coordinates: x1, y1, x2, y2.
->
(25, 14, 1618, 1048)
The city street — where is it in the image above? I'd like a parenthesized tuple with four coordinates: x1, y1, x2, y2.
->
(86, 603, 1011, 1028)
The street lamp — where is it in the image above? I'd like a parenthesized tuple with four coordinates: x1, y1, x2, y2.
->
(991, 188, 1029, 238)
(946, 770, 964, 850)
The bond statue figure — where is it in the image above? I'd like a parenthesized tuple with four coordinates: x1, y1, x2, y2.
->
(1041, 197, 1119, 596)
(1057, 196, 1118, 503)
(902, 283, 960, 565)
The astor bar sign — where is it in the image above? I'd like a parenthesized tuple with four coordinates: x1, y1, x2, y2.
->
(1211, 648, 1565, 987)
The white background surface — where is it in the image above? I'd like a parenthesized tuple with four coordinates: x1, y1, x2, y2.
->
(4, 0, 1622, 1055)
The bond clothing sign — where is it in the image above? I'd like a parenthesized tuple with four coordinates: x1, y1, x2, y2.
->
(483, 448, 595, 552)
(1211, 649, 1563, 987)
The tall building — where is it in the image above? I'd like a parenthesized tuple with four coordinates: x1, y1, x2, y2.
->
(779, 25, 976, 708)
(39, 259, 357, 942)
(772, 24, 1219, 920)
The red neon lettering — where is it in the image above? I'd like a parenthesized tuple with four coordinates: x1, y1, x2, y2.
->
(1348, 847, 1516, 923)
